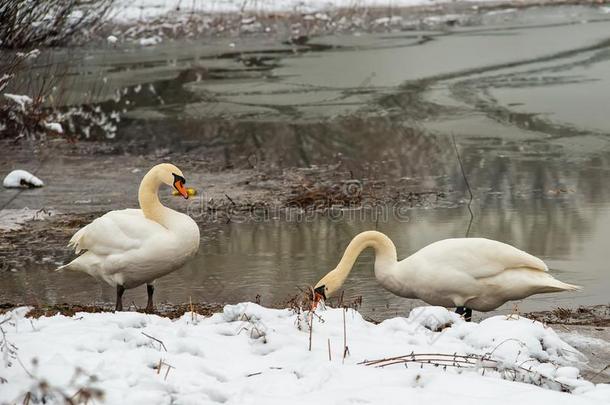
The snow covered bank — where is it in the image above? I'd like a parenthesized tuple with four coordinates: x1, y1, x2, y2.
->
(1, 304, 609, 404)
(110, 0, 495, 22)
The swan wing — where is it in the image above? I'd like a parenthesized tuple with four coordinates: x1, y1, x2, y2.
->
(416, 237, 548, 280)
(68, 209, 167, 255)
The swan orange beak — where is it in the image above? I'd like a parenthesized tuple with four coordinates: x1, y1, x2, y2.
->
(174, 180, 189, 199)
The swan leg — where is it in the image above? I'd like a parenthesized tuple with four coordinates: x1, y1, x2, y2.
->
(115, 285, 125, 312)
(455, 306, 472, 322)
(145, 284, 154, 313)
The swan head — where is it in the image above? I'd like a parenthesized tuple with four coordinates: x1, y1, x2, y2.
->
(312, 268, 346, 309)
(155, 163, 189, 199)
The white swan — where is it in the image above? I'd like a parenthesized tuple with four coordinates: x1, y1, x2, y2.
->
(313, 231, 580, 320)
(57, 163, 200, 311)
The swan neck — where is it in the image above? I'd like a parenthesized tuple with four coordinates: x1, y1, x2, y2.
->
(336, 231, 398, 279)
(138, 168, 167, 224)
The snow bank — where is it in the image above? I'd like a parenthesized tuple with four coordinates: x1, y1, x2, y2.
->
(110, 0, 497, 22)
(1, 305, 608, 404)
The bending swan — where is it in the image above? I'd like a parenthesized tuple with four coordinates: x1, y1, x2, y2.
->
(313, 231, 580, 320)
(57, 163, 200, 311)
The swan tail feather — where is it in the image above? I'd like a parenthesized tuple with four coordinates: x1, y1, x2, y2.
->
(56, 259, 84, 273)
(556, 281, 582, 291)
(542, 278, 582, 293)
(67, 227, 87, 254)
(56, 261, 74, 272)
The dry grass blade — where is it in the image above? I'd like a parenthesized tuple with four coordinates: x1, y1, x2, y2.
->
(141, 332, 167, 352)
(342, 308, 349, 362)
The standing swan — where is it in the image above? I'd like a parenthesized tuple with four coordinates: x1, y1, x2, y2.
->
(313, 231, 580, 320)
(57, 163, 200, 312)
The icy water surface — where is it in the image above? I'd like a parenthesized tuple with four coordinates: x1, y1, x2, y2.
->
(3, 6, 610, 319)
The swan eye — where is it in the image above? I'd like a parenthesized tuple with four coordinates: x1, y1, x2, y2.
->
(172, 173, 186, 184)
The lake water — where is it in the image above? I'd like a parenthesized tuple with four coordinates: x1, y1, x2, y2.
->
(2, 5, 610, 320)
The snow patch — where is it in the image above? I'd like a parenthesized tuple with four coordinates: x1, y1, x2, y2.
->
(43, 122, 64, 134)
(3, 94, 33, 110)
(110, 0, 503, 22)
(139, 35, 163, 46)
(3, 169, 44, 188)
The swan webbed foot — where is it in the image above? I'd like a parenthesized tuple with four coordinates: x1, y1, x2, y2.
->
(455, 306, 472, 322)
(115, 285, 125, 312)
(145, 284, 155, 313)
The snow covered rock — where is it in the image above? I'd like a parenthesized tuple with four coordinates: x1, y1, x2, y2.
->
(3, 169, 44, 188)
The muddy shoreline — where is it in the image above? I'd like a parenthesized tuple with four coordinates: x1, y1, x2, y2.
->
(1, 301, 608, 326)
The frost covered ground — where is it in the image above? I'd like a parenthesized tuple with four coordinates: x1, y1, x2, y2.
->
(1, 304, 609, 404)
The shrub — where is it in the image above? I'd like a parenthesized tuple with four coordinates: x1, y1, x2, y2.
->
(0, 0, 113, 49)
(0, 51, 119, 141)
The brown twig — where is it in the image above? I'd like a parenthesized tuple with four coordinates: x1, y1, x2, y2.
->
(141, 332, 167, 352)
(308, 311, 313, 352)
(360, 352, 572, 391)
(342, 308, 349, 362)
(246, 372, 262, 377)
(164, 363, 174, 381)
